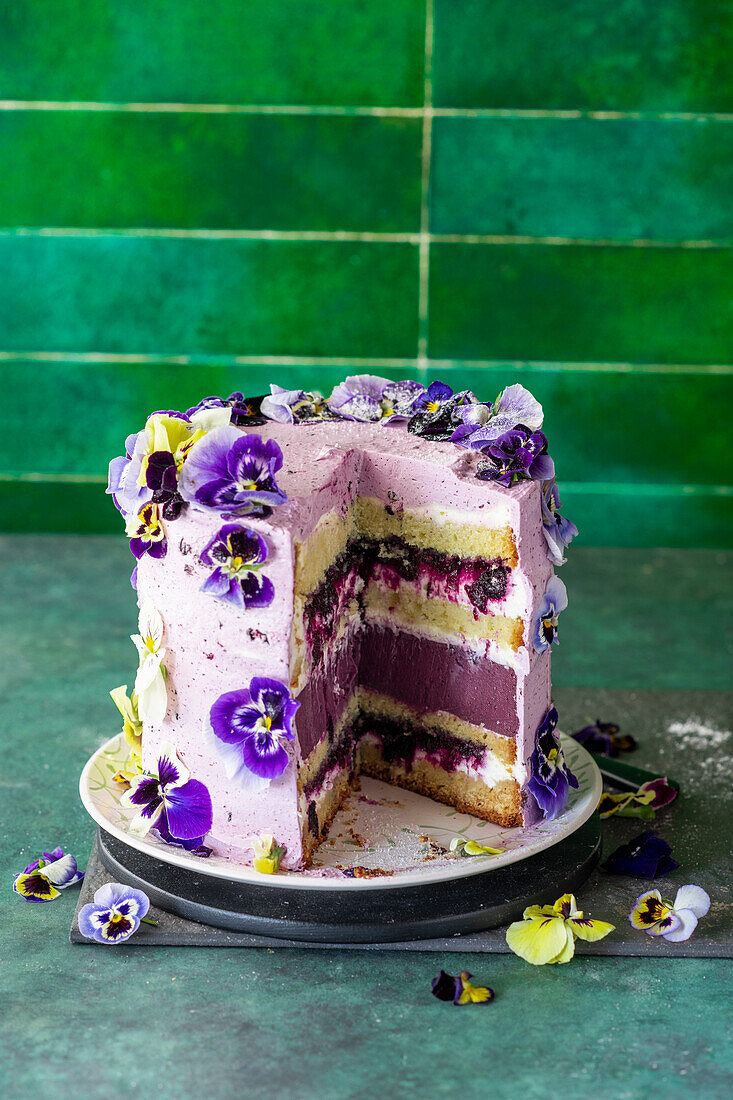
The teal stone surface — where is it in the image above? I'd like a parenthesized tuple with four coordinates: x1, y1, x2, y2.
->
(2, 538, 732, 1096)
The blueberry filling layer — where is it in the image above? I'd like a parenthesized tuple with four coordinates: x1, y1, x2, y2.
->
(302, 709, 488, 802)
(303, 536, 511, 658)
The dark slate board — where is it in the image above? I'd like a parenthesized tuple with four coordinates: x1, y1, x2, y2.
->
(71, 688, 733, 956)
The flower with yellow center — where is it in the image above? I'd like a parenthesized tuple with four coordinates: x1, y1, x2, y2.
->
(251, 834, 286, 874)
(506, 893, 614, 965)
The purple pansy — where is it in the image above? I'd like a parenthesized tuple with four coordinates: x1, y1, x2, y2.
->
(107, 430, 151, 518)
(199, 523, 275, 610)
(540, 480, 578, 566)
(572, 718, 637, 757)
(209, 678, 300, 790)
(13, 846, 85, 903)
(186, 392, 267, 427)
(327, 374, 393, 421)
(431, 969, 494, 1005)
(121, 742, 213, 847)
(602, 832, 679, 879)
(532, 575, 568, 653)
(381, 379, 426, 420)
(476, 427, 555, 487)
(451, 383, 544, 450)
(408, 385, 474, 441)
(77, 882, 150, 944)
(145, 450, 187, 520)
(178, 426, 287, 515)
(527, 706, 579, 820)
(126, 501, 167, 562)
(260, 385, 339, 424)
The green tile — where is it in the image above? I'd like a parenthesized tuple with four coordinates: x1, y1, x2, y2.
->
(559, 486, 733, 549)
(433, 0, 733, 111)
(0, 361, 424, 476)
(0, 0, 425, 106)
(431, 117, 733, 240)
(429, 366, 731, 487)
(0, 236, 419, 357)
(0, 113, 422, 232)
(429, 243, 733, 364)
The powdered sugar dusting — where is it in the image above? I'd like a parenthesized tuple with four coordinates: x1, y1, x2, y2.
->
(667, 719, 731, 749)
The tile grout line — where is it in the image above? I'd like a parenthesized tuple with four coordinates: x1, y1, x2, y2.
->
(1, 100, 732, 122)
(416, 0, 434, 374)
(3, 227, 730, 249)
(0, 351, 730, 375)
(0, 470, 730, 496)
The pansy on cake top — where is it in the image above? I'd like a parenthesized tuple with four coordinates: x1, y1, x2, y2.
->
(107, 376, 578, 869)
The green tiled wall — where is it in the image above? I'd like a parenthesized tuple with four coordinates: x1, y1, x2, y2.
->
(0, 1, 731, 546)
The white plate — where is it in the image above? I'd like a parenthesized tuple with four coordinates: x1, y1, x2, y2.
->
(80, 733, 601, 891)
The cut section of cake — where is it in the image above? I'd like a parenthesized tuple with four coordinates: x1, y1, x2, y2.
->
(108, 378, 579, 870)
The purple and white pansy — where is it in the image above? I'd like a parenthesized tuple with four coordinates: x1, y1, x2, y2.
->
(77, 882, 151, 944)
(327, 374, 393, 421)
(209, 677, 299, 790)
(408, 384, 474, 441)
(178, 426, 287, 515)
(451, 383, 544, 449)
(527, 706, 579, 820)
(260, 385, 339, 424)
(532, 575, 568, 653)
(13, 846, 85, 902)
(541, 480, 578, 567)
(121, 742, 213, 849)
(199, 523, 275, 609)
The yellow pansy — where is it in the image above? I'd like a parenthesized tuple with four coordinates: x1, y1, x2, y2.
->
(506, 893, 614, 965)
(251, 834, 286, 874)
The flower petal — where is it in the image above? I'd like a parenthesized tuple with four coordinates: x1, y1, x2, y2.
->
(163, 778, 213, 840)
(505, 915, 569, 965)
(672, 885, 710, 919)
(568, 916, 615, 942)
(663, 909, 699, 943)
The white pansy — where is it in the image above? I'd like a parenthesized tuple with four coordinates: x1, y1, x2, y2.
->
(131, 602, 168, 723)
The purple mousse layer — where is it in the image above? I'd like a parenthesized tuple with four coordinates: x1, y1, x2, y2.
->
(294, 625, 519, 759)
(360, 627, 519, 738)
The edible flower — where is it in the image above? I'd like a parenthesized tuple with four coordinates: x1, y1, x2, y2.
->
(528, 706, 578, 820)
(602, 831, 679, 879)
(431, 970, 494, 1005)
(77, 882, 154, 944)
(109, 684, 143, 782)
(408, 385, 474, 441)
(178, 426, 287, 515)
(449, 838, 506, 857)
(451, 383, 544, 449)
(186, 392, 265, 427)
(476, 427, 554, 487)
(199, 523, 275, 609)
(144, 450, 187, 520)
(598, 777, 677, 820)
(571, 718, 636, 757)
(506, 893, 614, 965)
(532, 576, 568, 654)
(380, 379, 427, 420)
(629, 885, 710, 942)
(13, 847, 84, 902)
(327, 374, 393, 421)
(260, 384, 338, 423)
(126, 501, 167, 563)
(540, 480, 578, 566)
(251, 834, 286, 874)
(121, 742, 213, 848)
(131, 602, 167, 723)
(209, 677, 299, 790)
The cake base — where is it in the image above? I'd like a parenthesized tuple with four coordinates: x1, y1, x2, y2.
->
(93, 815, 601, 943)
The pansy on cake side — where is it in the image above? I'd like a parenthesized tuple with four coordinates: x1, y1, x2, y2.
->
(106, 375, 579, 869)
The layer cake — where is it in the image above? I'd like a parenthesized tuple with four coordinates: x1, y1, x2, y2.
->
(108, 378, 579, 869)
